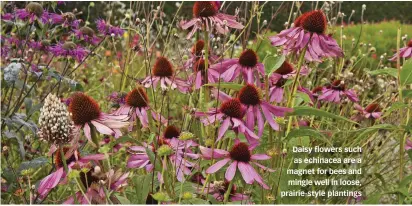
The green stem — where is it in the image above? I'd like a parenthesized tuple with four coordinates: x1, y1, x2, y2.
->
(396, 28, 406, 198)
(223, 180, 234, 203)
(286, 47, 307, 134)
(90, 125, 100, 150)
(74, 178, 91, 204)
(59, 146, 69, 173)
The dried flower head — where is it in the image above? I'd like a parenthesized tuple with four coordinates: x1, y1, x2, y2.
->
(38, 94, 75, 145)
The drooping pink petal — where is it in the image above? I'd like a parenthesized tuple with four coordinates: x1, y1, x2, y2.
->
(37, 167, 64, 198)
(225, 161, 238, 181)
(206, 158, 230, 174)
(237, 162, 254, 184)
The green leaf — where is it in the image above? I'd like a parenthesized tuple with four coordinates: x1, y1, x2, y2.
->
(187, 198, 210, 204)
(145, 147, 162, 172)
(264, 55, 286, 75)
(354, 124, 398, 143)
(401, 59, 412, 86)
(402, 89, 412, 98)
(129, 174, 153, 204)
(115, 194, 131, 204)
(284, 128, 332, 146)
(288, 106, 358, 124)
(367, 68, 398, 78)
(362, 193, 381, 204)
(24, 98, 32, 115)
(203, 83, 243, 91)
(295, 91, 311, 104)
(174, 182, 196, 197)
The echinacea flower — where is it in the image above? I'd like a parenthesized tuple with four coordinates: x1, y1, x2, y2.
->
(298, 86, 323, 108)
(269, 10, 343, 62)
(212, 49, 265, 85)
(181, 1, 244, 39)
(37, 147, 106, 199)
(184, 40, 218, 69)
(354, 103, 382, 120)
(269, 61, 309, 103)
(203, 181, 250, 203)
(189, 58, 219, 89)
(195, 98, 259, 142)
(74, 26, 101, 45)
(142, 56, 189, 93)
(68, 92, 129, 144)
(161, 125, 198, 149)
(237, 84, 292, 136)
(114, 87, 165, 131)
(390, 39, 412, 61)
(50, 41, 89, 62)
(63, 168, 129, 204)
(96, 19, 124, 37)
(318, 80, 359, 103)
(200, 140, 274, 189)
(49, 12, 81, 28)
(15, 2, 49, 23)
(127, 138, 199, 182)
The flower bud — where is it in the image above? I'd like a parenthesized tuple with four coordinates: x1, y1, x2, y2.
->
(152, 192, 170, 202)
(179, 132, 195, 141)
(157, 145, 172, 157)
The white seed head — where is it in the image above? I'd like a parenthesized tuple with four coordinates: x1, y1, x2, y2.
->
(37, 94, 75, 145)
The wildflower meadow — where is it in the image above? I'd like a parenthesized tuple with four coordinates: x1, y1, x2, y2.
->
(1, 1, 412, 205)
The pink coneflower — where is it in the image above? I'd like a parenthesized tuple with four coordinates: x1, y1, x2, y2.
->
(298, 86, 323, 108)
(237, 84, 292, 136)
(142, 56, 189, 93)
(96, 19, 124, 37)
(195, 98, 259, 142)
(203, 181, 250, 203)
(200, 140, 274, 189)
(63, 168, 129, 204)
(212, 49, 265, 85)
(390, 39, 412, 61)
(114, 87, 166, 131)
(211, 85, 292, 142)
(37, 147, 106, 199)
(269, 61, 309, 103)
(318, 80, 358, 103)
(269, 10, 343, 62)
(49, 12, 81, 28)
(68, 92, 129, 144)
(50, 41, 89, 62)
(354, 103, 382, 120)
(184, 40, 218, 69)
(127, 138, 199, 182)
(181, 1, 244, 39)
(189, 58, 219, 89)
(15, 2, 49, 23)
(74, 26, 101, 45)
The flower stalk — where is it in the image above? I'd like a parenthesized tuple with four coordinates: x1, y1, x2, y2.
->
(286, 47, 307, 134)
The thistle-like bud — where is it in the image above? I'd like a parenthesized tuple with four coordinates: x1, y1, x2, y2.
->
(179, 131, 195, 141)
(38, 94, 75, 145)
(157, 145, 173, 157)
(152, 192, 171, 202)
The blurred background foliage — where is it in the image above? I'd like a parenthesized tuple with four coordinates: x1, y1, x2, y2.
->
(3, 1, 412, 32)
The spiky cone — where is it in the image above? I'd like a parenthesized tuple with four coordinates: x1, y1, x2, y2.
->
(38, 94, 76, 145)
